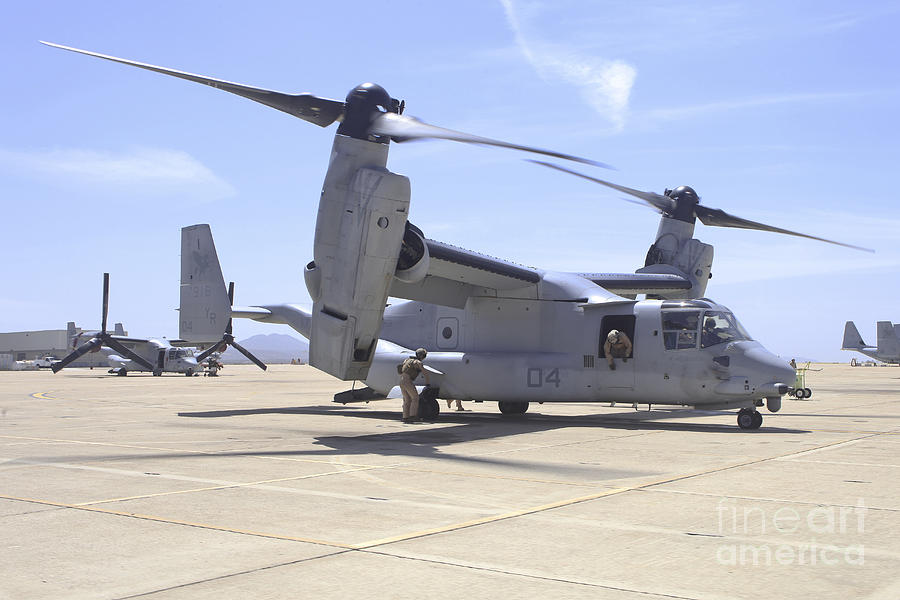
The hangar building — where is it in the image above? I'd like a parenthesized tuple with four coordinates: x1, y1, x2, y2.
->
(0, 322, 127, 367)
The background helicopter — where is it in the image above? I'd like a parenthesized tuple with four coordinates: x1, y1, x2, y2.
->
(52, 273, 266, 376)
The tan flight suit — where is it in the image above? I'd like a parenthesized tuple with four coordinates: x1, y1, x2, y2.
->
(604, 332, 633, 369)
(399, 357, 424, 420)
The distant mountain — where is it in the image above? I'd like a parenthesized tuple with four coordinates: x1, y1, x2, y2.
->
(220, 333, 309, 365)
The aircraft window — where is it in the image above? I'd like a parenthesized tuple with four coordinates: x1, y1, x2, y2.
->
(700, 311, 752, 348)
(661, 310, 700, 350)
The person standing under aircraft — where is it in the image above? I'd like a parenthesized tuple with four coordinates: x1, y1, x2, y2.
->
(399, 348, 430, 423)
(604, 330, 633, 370)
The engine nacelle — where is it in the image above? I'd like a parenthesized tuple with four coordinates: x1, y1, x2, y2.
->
(309, 135, 410, 380)
(394, 222, 430, 284)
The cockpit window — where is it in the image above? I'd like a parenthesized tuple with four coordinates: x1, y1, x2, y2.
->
(661, 310, 700, 350)
(700, 311, 752, 348)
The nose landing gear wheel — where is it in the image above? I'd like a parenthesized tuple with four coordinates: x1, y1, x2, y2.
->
(737, 408, 762, 430)
(499, 401, 529, 415)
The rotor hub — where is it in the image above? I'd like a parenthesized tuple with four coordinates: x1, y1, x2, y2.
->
(666, 185, 700, 222)
(337, 83, 400, 142)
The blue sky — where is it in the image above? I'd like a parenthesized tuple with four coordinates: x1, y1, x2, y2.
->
(2, 1, 899, 361)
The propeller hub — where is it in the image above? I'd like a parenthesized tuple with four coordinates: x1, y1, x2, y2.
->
(337, 83, 399, 142)
(667, 185, 700, 223)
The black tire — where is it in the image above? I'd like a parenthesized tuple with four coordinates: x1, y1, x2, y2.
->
(750, 411, 763, 429)
(499, 401, 529, 415)
(418, 387, 440, 422)
(117, 369, 127, 377)
(185, 369, 193, 377)
(803, 388, 812, 398)
(737, 408, 754, 429)
(152, 370, 162, 377)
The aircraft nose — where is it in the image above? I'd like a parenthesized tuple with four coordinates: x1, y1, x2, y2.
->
(745, 346, 795, 385)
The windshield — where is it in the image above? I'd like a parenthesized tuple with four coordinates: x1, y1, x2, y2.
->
(700, 311, 752, 348)
(661, 310, 700, 350)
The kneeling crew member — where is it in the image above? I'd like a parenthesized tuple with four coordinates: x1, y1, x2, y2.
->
(604, 330, 633, 370)
(399, 348, 430, 423)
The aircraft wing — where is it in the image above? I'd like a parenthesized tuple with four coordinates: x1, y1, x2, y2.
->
(575, 272, 693, 296)
(389, 239, 542, 308)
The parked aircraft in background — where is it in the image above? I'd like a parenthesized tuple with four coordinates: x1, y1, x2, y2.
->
(842, 321, 900, 365)
(51, 273, 202, 376)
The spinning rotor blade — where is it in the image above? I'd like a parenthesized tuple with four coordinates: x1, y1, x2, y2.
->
(372, 114, 612, 169)
(528, 160, 671, 210)
(105, 338, 156, 372)
(51, 337, 102, 373)
(532, 160, 873, 252)
(43, 42, 610, 168)
(694, 206, 874, 252)
(229, 339, 268, 371)
(40, 42, 344, 127)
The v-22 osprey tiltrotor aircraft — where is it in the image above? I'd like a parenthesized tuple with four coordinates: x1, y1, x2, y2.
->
(46, 42, 868, 429)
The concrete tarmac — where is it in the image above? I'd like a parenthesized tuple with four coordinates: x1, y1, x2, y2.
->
(1, 363, 898, 599)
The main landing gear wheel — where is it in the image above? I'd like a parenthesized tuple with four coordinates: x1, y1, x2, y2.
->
(185, 369, 193, 377)
(803, 388, 812, 398)
(418, 387, 440, 422)
(117, 369, 127, 377)
(498, 401, 529, 415)
(737, 408, 762, 430)
(152, 369, 162, 377)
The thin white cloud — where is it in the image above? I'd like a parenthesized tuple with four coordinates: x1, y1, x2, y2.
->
(642, 91, 870, 123)
(499, 0, 637, 132)
(0, 147, 236, 202)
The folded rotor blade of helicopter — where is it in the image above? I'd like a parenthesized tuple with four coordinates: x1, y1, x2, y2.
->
(528, 160, 672, 210)
(194, 282, 267, 370)
(51, 337, 102, 373)
(370, 114, 613, 169)
(229, 339, 268, 371)
(693, 206, 874, 252)
(40, 42, 345, 127)
(42, 42, 610, 168)
(531, 160, 873, 252)
(104, 338, 156, 372)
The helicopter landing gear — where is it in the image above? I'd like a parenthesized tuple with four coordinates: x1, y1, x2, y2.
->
(499, 401, 529, 415)
(418, 387, 440, 422)
(737, 407, 762, 430)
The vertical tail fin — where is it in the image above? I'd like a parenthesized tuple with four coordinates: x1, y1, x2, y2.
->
(180, 224, 231, 342)
(842, 321, 866, 349)
(876, 321, 900, 357)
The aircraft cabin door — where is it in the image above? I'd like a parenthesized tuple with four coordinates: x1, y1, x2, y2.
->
(157, 349, 166, 370)
(598, 315, 636, 389)
(436, 317, 459, 350)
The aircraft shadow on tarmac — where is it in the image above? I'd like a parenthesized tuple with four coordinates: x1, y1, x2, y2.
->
(26, 407, 810, 479)
(177, 403, 811, 436)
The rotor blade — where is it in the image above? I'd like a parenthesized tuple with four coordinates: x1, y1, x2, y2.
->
(195, 342, 225, 364)
(226, 282, 235, 336)
(528, 160, 674, 212)
(370, 113, 613, 169)
(40, 42, 345, 127)
(105, 338, 156, 371)
(694, 205, 874, 252)
(51, 337, 102, 373)
(229, 340, 268, 371)
(101, 272, 110, 333)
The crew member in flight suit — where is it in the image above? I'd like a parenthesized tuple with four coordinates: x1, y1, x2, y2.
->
(604, 329, 633, 370)
(399, 348, 430, 423)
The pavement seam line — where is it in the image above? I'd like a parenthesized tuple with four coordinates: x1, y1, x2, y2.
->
(0, 493, 354, 549)
(350, 429, 891, 549)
